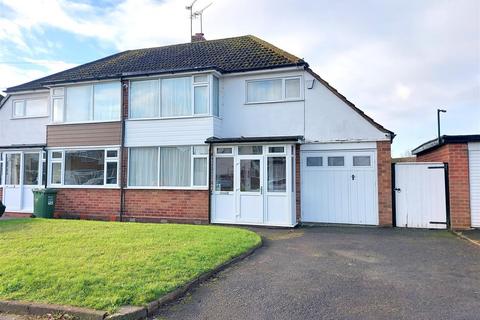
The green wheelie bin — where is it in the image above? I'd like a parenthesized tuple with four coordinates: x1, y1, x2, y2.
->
(33, 188, 57, 218)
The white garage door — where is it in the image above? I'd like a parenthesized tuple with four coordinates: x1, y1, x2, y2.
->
(469, 143, 480, 228)
(301, 149, 378, 225)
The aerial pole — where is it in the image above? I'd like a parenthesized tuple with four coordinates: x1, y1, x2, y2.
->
(185, 0, 198, 38)
(194, 2, 213, 34)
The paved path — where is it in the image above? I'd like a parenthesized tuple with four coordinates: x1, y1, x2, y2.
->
(155, 226, 480, 320)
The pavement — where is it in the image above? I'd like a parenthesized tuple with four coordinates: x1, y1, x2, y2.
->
(460, 229, 480, 245)
(155, 226, 480, 320)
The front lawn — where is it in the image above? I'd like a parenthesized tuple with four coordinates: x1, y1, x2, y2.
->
(0, 219, 260, 312)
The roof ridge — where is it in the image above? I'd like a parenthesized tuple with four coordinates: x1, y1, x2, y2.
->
(246, 35, 302, 63)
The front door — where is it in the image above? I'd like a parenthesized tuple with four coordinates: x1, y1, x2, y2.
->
(237, 156, 264, 223)
(2, 151, 41, 213)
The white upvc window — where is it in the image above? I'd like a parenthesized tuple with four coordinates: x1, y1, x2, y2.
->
(12, 99, 48, 118)
(129, 74, 217, 119)
(245, 76, 302, 104)
(0, 152, 3, 185)
(128, 145, 209, 188)
(48, 148, 120, 187)
(52, 82, 121, 123)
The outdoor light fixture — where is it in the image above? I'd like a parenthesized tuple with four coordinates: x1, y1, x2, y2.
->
(437, 108, 447, 143)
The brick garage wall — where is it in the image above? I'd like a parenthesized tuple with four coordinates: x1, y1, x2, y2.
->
(417, 143, 471, 229)
(54, 189, 121, 221)
(123, 189, 209, 223)
(377, 141, 393, 226)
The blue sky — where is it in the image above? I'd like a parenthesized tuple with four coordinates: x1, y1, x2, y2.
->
(0, 0, 478, 156)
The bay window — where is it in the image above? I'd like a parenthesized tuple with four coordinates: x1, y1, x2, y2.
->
(48, 148, 119, 187)
(128, 145, 208, 188)
(246, 76, 302, 103)
(55, 82, 121, 123)
(129, 74, 218, 119)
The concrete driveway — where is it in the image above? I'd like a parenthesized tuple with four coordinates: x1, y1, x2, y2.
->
(155, 226, 480, 320)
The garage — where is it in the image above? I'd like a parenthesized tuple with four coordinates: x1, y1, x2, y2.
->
(469, 142, 480, 228)
(301, 144, 378, 225)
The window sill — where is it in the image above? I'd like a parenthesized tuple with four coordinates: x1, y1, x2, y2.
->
(47, 185, 120, 189)
(11, 115, 49, 120)
(126, 186, 209, 191)
(127, 115, 213, 121)
(244, 99, 304, 105)
(48, 119, 121, 125)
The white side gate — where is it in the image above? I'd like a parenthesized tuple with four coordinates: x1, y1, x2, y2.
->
(394, 162, 448, 229)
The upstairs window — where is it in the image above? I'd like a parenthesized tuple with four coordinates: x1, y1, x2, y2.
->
(246, 76, 302, 103)
(60, 82, 121, 123)
(12, 99, 48, 118)
(129, 74, 215, 119)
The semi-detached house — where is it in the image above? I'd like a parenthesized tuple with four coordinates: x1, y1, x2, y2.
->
(0, 35, 394, 227)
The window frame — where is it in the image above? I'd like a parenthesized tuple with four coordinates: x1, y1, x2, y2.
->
(245, 76, 303, 104)
(128, 74, 216, 120)
(47, 147, 120, 188)
(51, 81, 122, 124)
(11, 98, 49, 119)
(0, 152, 3, 186)
(126, 145, 209, 190)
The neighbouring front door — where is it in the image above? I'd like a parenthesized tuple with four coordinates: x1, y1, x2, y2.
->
(2, 151, 41, 213)
(237, 157, 264, 223)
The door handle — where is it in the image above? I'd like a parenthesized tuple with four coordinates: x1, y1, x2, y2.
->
(351, 174, 355, 181)
(394, 188, 401, 192)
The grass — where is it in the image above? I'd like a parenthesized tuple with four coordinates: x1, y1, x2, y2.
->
(0, 219, 261, 312)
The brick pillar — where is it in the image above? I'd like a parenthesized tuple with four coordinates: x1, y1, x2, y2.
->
(377, 141, 393, 226)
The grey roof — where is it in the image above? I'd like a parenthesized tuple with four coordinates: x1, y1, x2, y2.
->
(6, 35, 306, 93)
(412, 134, 480, 155)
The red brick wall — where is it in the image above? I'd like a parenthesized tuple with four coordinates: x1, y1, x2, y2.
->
(377, 141, 393, 226)
(54, 189, 121, 221)
(123, 189, 209, 224)
(417, 143, 471, 229)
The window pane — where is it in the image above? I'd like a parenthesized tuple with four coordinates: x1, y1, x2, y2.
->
(193, 158, 207, 186)
(94, 82, 120, 121)
(53, 98, 64, 122)
(130, 80, 159, 118)
(129, 147, 158, 186)
(66, 85, 92, 122)
(13, 101, 24, 117)
(5, 154, 21, 185)
(353, 156, 371, 166)
(194, 85, 208, 114)
(107, 150, 118, 158)
(328, 156, 344, 166)
(52, 151, 62, 159)
(51, 162, 62, 184)
(306, 157, 322, 166)
(64, 150, 105, 185)
(106, 162, 118, 184)
(0, 153, 3, 185)
(53, 88, 64, 96)
(25, 99, 47, 117)
(215, 157, 233, 191)
(268, 146, 284, 153)
(216, 147, 232, 154)
(193, 146, 208, 155)
(23, 153, 39, 185)
(285, 78, 301, 99)
(238, 145, 263, 155)
(268, 157, 286, 192)
(161, 77, 191, 117)
(246, 79, 282, 103)
(213, 76, 219, 116)
(160, 146, 191, 186)
(240, 159, 260, 192)
(194, 75, 208, 83)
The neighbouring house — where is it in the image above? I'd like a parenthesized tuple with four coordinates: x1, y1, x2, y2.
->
(0, 35, 394, 227)
(413, 135, 480, 229)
